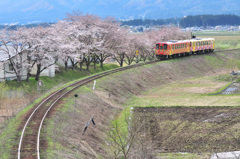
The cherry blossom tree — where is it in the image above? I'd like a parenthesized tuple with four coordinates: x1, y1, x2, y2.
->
(138, 33, 152, 62)
(25, 26, 59, 81)
(65, 13, 101, 70)
(109, 28, 129, 67)
(52, 21, 79, 71)
(124, 34, 138, 65)
(0, 28, 29, 83)
(95, 17, 120, 67)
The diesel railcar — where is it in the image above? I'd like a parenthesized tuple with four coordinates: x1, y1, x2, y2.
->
(155, 38, 215, 59)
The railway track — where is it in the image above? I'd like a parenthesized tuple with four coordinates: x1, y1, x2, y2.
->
(16, 48, 240, 159)
(17, 60, 157, 159)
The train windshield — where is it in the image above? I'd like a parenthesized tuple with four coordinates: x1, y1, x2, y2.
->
(164, 44, 168, 50)
(156, 44, 160, 50)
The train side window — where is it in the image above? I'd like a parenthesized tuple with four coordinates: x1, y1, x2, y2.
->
(164, 44, 167, 50)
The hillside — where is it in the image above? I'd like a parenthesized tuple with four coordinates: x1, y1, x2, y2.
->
(1, 0, 240, 24)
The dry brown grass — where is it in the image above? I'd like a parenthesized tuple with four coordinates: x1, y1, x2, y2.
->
(0, 95, 37, 129)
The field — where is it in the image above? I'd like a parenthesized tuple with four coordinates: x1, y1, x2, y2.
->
(129, 74, 240, 158)
(128, 75, 239, 107)
(194, 31, 240, 50)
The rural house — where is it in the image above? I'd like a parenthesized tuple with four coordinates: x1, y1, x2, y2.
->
(0, 51, 55, 82)
(0, 51, 27, 82)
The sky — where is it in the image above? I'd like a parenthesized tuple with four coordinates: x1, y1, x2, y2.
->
(0, 0, 240, 24)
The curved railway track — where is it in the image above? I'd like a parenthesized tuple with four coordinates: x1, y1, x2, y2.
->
(17, 60, 157, 159)
(16, 49, 240, 159)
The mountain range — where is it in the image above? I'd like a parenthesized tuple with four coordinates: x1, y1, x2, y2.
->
(1, 0, 240, 24)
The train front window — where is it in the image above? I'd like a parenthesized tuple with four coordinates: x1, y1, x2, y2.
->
(156, 44, 160, 50)
(160, 46, 163, 50)
(164, 44, 167, 50)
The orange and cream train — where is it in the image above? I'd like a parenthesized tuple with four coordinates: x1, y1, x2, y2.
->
(155, 38, 215, 59)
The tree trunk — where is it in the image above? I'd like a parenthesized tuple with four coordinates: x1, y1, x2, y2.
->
(120, 59, 123, 67)
(94, 61, 96, 69)
(70, 59, 74, 70)
(35, 64, 41, 81)
(65, 62, 68, 71)
(100, 61, 104, 67)
(86, 63, 90, 71)
(79, 62, 83, 71)
(16, 76, 21, 84)
(26, 72, 30, 82)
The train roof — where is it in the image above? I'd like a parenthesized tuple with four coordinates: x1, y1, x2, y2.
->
(157, 40, 190, 45)
(156, 38, 215, 44)
(190, 38, 215, 42)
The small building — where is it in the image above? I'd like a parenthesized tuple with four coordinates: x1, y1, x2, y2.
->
(0, 52, 27, 82)
(0, 51, 56, 82)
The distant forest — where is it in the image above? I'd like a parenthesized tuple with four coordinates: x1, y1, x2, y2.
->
(121, 18, 179, 26)
(180, 15, 240, 27)
(121, 15, 240, 28)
